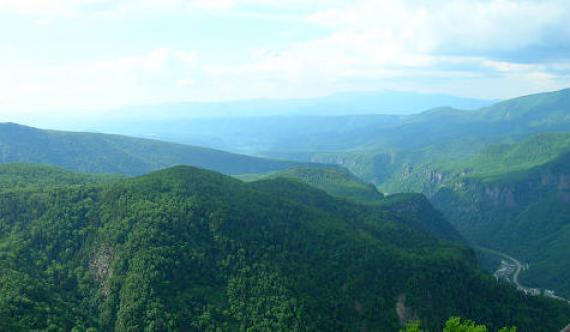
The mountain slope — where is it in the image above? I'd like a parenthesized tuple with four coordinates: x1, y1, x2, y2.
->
(0, 123, 309, 176)
(0, 163, 120, 189)
(402, 133, 570, 297)
(359, 87, 570, 152)
(479, 88, 570, 125)
(0, 165, 568, 331)
(239, 166, 462, 241)
(238, 166, 384, 204)
(292, 89, 570, 191)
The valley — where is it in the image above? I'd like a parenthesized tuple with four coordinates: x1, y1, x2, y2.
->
(199, 89, 570, 301)
(479, 246, 569, 304)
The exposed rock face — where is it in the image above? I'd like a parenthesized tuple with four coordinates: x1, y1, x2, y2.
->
(90, 246, 114, 297)
(430, 154, 570, 298)
(402, 166, 413, 177)
(559, 174, 570, 190)
(429, 170, 445, 185)
(483, 186, 517, 208)
(472, 168, 570, 209)
(540, 171, 570, 190)
(396, 294, 418, 327)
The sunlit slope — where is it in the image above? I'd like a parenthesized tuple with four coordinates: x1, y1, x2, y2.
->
(0, 163, 120, 189)
(238, 166, 384, 204)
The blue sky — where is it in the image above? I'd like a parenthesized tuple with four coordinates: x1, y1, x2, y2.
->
(1, 0, 570, 121)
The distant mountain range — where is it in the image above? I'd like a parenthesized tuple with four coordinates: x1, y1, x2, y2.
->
(35, 90, 493, 150)
(102, 90, 495, 119)
(71, 88, 566, 156)
(281, 88, 570, 182)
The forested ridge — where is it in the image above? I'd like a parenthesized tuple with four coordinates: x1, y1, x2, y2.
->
(0, 165, 568, 331)
(237, 166, 384, 204)
(0, 122, 310, 176)
(240, 167, 462, 241)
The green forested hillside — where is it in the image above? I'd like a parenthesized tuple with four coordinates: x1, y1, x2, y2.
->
(238, 166, 384, 204)
(224, 90, 570, 300)
(0, 164, 120, 189)
(367, 132, 570, 194)
(91, 88, 569, 158)
(0, 122, 309, 176)
(458, 133, 570, 181)
(379, 133, 570, 298)
(377, 193, 464, 242)
(314, 132, 570, 297)
(239, 167, 462, 241)
(280, 91, 570, 302)
(0, 165, 568, 331)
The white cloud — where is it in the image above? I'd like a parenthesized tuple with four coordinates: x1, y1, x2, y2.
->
(0, 0, 324, 17)
(308, 0, 569, 55)
(0, 48, 199, 116)
(186, 0, 331, 11)
(186, 0, 236, 10)
(0, 0, 72, 16)
(176, 78, 195, 86)
(196, 0, 570, 99)
(1, 0, 569, 117)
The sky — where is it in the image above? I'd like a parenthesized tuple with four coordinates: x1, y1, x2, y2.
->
(1, 0, 570, 122)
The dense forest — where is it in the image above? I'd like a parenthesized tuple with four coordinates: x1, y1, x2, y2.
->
(240, 166, 462, 241)
(237, 166, 384, 204)
(225, 90, 570, 302)
(0, 165, 568, 331)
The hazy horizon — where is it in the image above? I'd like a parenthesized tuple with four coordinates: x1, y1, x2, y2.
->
(1, 0, 570, 123)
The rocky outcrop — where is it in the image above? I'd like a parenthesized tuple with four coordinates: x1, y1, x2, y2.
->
(428, 169, 445, 185)
(396, 294, 418, 327)
(483, 186, 517, 208)
(90, 245, 114, 297)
